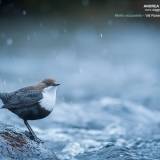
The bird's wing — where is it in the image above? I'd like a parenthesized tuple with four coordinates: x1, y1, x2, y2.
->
(4, 87, 43, 109)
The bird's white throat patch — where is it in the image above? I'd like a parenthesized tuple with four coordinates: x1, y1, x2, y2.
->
(40, 86, 57, 111)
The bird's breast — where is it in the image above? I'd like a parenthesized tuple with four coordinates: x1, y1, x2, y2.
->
(39, 91, 56, 112)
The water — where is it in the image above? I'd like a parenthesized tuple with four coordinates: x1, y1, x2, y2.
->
(0, 22, 160, 160)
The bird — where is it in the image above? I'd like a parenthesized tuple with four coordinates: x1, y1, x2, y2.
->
(0, 78, 60, 143)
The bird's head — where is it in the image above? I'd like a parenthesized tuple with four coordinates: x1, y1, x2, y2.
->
(41, 78, 60, 87)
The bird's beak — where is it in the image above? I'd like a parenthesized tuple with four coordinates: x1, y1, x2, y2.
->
(54, 83, 60, 86)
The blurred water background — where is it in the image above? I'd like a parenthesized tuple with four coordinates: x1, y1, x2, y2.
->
(0, 0, 160, 159)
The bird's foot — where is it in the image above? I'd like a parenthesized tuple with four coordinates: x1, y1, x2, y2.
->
(24, 131, 43, 143)
(29, 134, 43, 143)
(32, 136, 43, 143)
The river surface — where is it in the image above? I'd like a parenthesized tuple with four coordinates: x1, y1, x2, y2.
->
(0, 23, 160, 160)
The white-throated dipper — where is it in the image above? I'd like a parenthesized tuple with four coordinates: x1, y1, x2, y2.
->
(0, 78, 60, 142)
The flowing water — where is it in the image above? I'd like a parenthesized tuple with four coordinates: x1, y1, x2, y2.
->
(0, 22, 160, 160)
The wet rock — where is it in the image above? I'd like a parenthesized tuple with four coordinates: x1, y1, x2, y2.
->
(0, 122, 59, 160)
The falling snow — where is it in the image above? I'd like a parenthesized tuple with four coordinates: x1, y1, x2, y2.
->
(22, 10, 27, 16)
(6, 38, 13, 46)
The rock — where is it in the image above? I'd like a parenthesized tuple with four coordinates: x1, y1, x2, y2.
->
(0, 122, 59, 160)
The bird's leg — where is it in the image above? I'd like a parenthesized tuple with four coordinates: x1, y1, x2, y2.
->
(24, 120, 36, 137)
(24, 120, 42, 143)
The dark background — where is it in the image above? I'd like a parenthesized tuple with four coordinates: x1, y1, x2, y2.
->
(0, 0, 158, 22)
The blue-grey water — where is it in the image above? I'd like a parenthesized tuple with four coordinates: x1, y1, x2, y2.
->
(0, 22, 160, 160)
